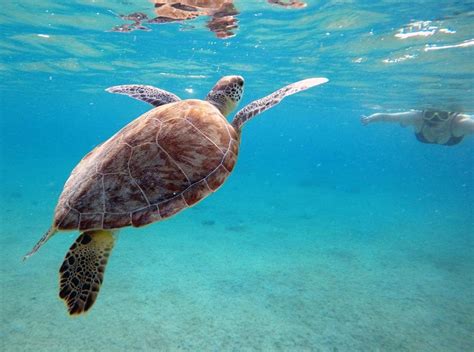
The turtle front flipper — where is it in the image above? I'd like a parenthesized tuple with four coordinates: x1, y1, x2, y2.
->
(105, 84, 181, 107)
(59, 230, 116, 315)
(231, 77, 328, 130)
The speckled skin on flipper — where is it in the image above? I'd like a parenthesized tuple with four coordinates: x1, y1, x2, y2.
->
(24, 75, 328, 316)
(105, 85, 181, 107)
(59, 230, 115, 315)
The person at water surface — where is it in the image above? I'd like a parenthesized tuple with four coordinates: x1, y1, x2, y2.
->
(361, 110, 474, 146)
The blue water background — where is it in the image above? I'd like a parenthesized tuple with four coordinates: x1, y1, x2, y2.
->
(1, 1, 473, 351)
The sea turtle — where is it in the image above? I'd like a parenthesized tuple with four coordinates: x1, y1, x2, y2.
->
(111, 0, 307, 37)
(24, 75, 328, 315)
(151, 0, 306, 38)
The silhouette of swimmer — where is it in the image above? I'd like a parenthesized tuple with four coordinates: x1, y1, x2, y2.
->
(361, 109, 474, 146)
(110, 0, 307, 38)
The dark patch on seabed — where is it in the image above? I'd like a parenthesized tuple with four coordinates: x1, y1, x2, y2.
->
(225, 223, 248, 233)
(201, 219, 216, 226)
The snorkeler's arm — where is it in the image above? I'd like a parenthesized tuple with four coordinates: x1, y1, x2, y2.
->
(361, 111, 422, 127)
(454, 114, 474, 136)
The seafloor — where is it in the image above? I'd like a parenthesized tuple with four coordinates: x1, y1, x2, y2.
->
(1, 163, 472, 351)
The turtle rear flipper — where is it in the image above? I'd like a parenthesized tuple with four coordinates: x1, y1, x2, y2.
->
(59, 230, 115, 315)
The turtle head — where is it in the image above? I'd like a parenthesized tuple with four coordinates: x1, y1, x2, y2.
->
(206, 75, 244, 116)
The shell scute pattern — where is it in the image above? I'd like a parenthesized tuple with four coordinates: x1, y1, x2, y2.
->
(132, 205, 161, 227)
(103, 213, 131, 229)
(222, 150, 237, 173)
(73, 174, 105, 213)
(130, 143, 190, 203)
(121, 115, 160, 147)
(154, 101, 183, 122)
(54, 100, 240, 231)
(79, 213, 104, 230)
(184, 106, 232, 153)
(55, 208, 80, 230)
(158, 195, 188, 219)
(98, 144, 132, 174)
(103, 173, 149, 213)
(182, 179, 212, 206)
(157, 117, 223, 182)
(228, 139, 239, 155)
(206, 165, 230, 191)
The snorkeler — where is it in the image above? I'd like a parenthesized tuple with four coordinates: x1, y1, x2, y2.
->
(361, 110, 474, 146)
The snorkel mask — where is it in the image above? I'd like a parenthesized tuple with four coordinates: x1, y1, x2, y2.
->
(423, 110, 453, 123)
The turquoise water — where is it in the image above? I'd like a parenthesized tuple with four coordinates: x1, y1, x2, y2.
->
(1, 1, 473, 351)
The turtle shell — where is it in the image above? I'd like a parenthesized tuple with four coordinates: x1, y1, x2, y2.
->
(53, 99, 240, 231)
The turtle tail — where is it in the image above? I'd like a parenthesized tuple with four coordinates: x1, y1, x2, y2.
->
(23, 227, 57, 261)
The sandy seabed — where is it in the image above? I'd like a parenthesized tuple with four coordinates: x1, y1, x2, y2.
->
(1, 171, 473, 352)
